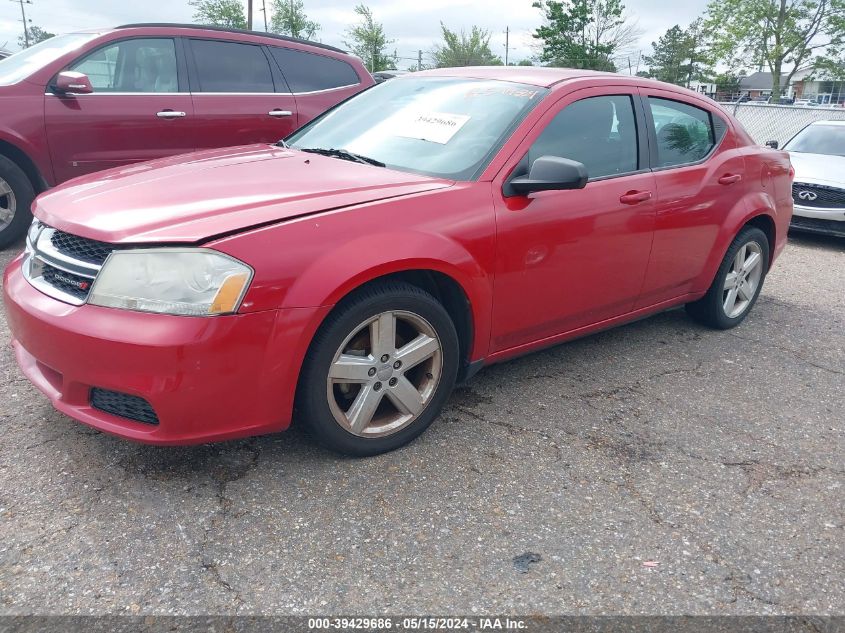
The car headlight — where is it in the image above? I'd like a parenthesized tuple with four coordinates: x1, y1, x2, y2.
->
(88, 248, 252, 316)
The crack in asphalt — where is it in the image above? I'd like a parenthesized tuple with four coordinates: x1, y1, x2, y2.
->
(195, 440, 262, 611)
(727, 331, 844, 376)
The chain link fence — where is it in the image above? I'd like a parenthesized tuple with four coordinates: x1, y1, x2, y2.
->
(717, 102, 845, 145)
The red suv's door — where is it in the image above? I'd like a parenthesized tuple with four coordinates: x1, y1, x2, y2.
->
(634, 90, 748, 308)
(491, 88, 656, 352)
(186, 38, 298, 150)
(44, 37, 195, 182)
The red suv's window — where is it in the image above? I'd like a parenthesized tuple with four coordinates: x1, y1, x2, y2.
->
(70, 38, 179, 93)
(269, 47, 359, 93)
(189, 39, 274, 93)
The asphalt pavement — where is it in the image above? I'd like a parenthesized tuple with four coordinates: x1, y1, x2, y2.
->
(0, 232, 842, 615)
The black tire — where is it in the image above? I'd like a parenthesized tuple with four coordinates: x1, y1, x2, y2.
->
(686, 226, 770, 329)
(0, 155, 35, 250)
(296, 281, 459, 456)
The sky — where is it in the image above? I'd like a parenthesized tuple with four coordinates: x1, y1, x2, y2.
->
(0, 0, 710, 70)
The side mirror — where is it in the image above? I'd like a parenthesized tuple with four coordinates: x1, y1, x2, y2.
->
(765, 140, 779, 149)
(53, 71, 94, 95)
(506, 156, 588, 197)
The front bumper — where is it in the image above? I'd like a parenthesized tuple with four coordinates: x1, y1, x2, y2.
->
(791, 204, 845, 237)
(3, 255, 322, 445)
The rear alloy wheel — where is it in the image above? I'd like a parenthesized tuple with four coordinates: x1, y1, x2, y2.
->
(0, 155, 35, 250)
(297, 282, 459, 456)
(686, 226, 770, 329)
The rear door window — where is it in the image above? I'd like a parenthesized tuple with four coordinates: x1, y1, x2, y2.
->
(189, 39, 274, 93)
(269, 47, 359, 93)
(647, 97, 717, 167)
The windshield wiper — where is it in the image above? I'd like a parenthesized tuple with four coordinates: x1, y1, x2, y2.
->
(300, 147, 385, 168)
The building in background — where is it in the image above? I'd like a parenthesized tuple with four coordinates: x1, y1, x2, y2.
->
(738, 72, 789, 100)
(789, 68, 845, 104)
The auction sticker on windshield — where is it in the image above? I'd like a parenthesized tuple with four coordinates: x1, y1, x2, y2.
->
(394, 111, 471, 144)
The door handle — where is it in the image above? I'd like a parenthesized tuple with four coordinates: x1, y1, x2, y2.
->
(718, 174, 742, 185)
(157, 110, 186, 119)
(619, 190, 652, 205)
(268, 110, 293, 117)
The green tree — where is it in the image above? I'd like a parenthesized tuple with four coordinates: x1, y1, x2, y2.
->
(344, 4, 395, 72)
(713, 71, 742, 94)
(517, 58, 535, 66)
(532, 0, 640, 71)
(432, 23, 503, 67)
(189, 0, 247, 29)
(704, 0, 845, 100)
(270, 0, 320, 40)
(643, 21, 710, 87)
(18, 25, 55, 49)
(642, 25, 691, 85)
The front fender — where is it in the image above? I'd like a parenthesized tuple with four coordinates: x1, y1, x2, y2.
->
(284, 230, 492, 360)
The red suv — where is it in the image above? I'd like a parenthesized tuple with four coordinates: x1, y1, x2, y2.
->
(0, 24, 374, 247)
(4, 68, 793, 456)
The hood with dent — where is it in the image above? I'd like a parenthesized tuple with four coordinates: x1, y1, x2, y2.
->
(788, 151, 845, 187)
(35, 144, 453, 243)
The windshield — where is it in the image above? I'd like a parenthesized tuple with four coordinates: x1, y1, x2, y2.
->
(288, 77, 548, 180)
(784, 124, 845, 157)
(0, 33, 98, 86)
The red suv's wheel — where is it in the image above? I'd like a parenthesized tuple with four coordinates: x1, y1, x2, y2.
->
(0, 155, 35, 249)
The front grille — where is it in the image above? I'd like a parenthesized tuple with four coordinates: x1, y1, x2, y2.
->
(790, 215, 845, 237)
(792, 183, 845, 209)
(41, 264, 93, 301)
(90, 388, 160, 425)
(50, 230, 115, 266)
(24, 223, 112, 305)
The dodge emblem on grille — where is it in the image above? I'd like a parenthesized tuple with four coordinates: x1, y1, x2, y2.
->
(798, 190, 818, 201)
(54, 273, 90, 291)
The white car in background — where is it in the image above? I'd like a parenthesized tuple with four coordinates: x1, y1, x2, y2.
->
(784, 120, 845, 237)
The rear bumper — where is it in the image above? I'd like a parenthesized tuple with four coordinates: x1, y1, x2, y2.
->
(3, 255, 323, 445)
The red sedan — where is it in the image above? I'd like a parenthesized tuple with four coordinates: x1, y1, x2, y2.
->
(3, 67, 793, 455)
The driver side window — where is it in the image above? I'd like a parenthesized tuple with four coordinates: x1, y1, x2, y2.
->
(528, 95, 639, 179)
(70, 38, 178, 93)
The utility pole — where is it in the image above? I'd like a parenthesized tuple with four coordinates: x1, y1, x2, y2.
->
(504, 26, 509, 66)
(418, 49, 422, 71)
(12, 0, 33, 48)
(259, 0, 268, 31)
(247, 0, 253, 30)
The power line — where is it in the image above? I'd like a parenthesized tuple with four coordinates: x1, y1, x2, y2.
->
(10, 0, 33, 48)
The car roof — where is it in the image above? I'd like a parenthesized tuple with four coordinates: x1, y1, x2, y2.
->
(412, 66, 620, 87)
(809, 120, 845, 126)
(409, 65, 708, 97)
(110, 23, 346, 54)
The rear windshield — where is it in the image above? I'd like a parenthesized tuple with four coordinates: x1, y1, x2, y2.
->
(0, 34, 98, 86)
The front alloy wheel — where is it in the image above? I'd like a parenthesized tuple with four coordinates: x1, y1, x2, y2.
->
(298, 281, 459, 456)
(0, 155, 35, 249)
(0, 176, 16, 231)
(327, 310, 443, 437)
